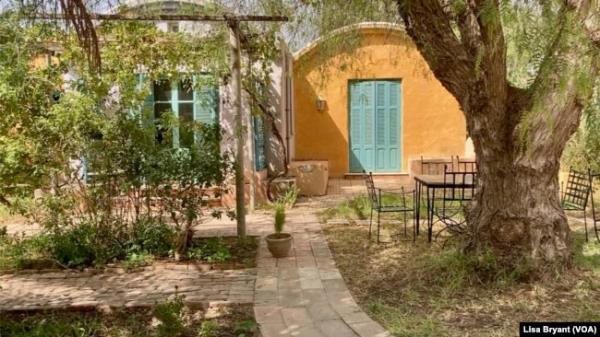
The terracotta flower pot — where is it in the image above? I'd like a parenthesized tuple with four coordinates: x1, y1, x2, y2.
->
(265, 233, 292, 258)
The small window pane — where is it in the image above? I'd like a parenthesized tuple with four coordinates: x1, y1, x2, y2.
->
(178, 79, 194, 101)
(154, 103, 171, 119)
(167, 22, 179, 33)
(154, 103, 172, 145)
(154, 80, 171, 101)
(179, 103, 194, 148)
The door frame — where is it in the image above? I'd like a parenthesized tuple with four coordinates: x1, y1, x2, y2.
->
(347, 78, 403, 173)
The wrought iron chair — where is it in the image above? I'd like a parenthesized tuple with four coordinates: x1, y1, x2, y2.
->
(589, 172, 600, 243)
(455, 156, 478, 173)
(363, 171, 414, 244)
(432, 165, 477, 239)
(561, 168, 593, 241)
(420, 156, 453, 175)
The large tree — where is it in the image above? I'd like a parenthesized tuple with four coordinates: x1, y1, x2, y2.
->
(398, 0, 599, 266)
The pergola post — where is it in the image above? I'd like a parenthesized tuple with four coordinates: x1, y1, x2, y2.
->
(228, 19, 246, 238)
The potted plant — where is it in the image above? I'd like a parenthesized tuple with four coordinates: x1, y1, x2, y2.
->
(265, 203, 292, 258)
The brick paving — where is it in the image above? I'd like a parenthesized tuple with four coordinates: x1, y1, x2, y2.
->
(252, 207, 390, 337)
(0, 197, 390, 337)
(0, 264, 255, 311)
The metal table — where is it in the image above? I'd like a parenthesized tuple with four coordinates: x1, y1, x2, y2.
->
(413, 174, 476, 242)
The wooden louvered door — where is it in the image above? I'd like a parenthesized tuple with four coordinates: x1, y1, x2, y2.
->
(349, 80, 401, 173)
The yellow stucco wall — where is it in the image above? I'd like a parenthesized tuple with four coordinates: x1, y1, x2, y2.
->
(293, 25, 467, 177)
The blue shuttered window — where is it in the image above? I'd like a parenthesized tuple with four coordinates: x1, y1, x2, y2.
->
(140, 76, 219, 148)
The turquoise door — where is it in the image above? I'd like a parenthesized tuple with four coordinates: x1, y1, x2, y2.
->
(349, 80, 401, 173)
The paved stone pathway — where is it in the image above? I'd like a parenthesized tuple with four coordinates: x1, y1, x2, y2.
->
(0, 202, 390, 337)
(0, 264, 255, 311)
(253, 207, 390, 337)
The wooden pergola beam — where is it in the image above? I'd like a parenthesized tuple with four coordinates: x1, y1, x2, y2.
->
(33, 13, 288, 22)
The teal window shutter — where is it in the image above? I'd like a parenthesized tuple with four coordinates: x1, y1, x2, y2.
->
(253, 115, 266, 171)
(194, 78, 219, 125)
(131, 73, 155, 130)
(137, 74, 155, 123)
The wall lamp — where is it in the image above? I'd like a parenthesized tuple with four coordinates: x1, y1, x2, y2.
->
(316, 96, 327, 112)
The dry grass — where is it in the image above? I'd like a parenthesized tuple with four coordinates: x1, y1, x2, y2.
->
(322, 211, 600, 337)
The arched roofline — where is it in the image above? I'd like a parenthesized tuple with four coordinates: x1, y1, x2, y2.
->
(293, 22, 406, 61)
(106, 0, 207, 14)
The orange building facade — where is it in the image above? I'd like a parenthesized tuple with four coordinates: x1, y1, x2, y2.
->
(292, 23, 468, 177)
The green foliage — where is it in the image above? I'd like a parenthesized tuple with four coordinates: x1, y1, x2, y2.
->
(188, 238, 231, 263)
(154, 295, 187, 337)
(198, 320, 220, 337)
(562, 85, 600, 171)
(233, 320, 258, 337)
(368, 301, 444, 337)
(0, 232, 52, 270)
(277, 185, 298, 209)
(130, 216, 175, 257)
(123, 251, 155, 269)
(0, 9, 236, 262)
(404, 247, 536, 294)
(48, 224, 100, 267)
(47, 221, 127, 268)
(0, 298, 255, 337)
(572, 237, 600, 275)
(284, 0, 399, 52)
(0, 313, 102, 337)
(274, 203, 286, 233)
(0, 216, 177, 269)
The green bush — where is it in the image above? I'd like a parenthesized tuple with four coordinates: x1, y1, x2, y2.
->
(130, 217, 175, 257)
(234, 320, 258, 337)
(48, 222, 125, 268)
(41, 217, 177, 268)
(188, 238, 231, 262)
(198, 320, 219, 337)
(154, 295, 187, 337)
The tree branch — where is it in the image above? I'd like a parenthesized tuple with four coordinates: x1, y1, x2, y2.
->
(472, 0, 507, 110)
(398, 0, 474, 108)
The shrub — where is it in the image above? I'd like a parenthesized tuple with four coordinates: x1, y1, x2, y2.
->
(48, 223, 108, 268)
(38, 217, 175, 268)
(198, 320, 219, 337)
(234, 320, 257, 337)
(130, 217, 175, 257)
(154, 295, 187, 337)
(188, 238, 231, 262)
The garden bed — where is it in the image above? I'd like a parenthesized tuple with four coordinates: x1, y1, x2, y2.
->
(0, 230, 258, 273)
(0, 300, 257, 337)
(321, 195, 600, 337)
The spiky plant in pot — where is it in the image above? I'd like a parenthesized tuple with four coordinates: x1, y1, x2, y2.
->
(266, 203, 292, 257)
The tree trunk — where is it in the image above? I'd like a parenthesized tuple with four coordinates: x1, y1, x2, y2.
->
(468, 152, 571, 265)
(397, 0, 599, 269)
